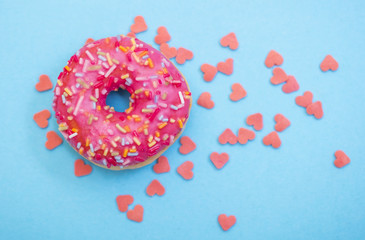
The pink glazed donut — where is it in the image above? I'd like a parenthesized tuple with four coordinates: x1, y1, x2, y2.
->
(52, 36, 192, 170)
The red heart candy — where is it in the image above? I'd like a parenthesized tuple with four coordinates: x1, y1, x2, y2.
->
(179, 136, 196, 155)
(265, 50, 284, 68)
(160, 43, 177, 59)
(246, 113, 263, 131)
(217, 58, 234, 75)
(220, 32, 239, 50)
(154, 26, 171, 45)
(126, 32, 136, 38)
(197, 92, 215, 109)
(270, 67, 288, 85)
(127, 204, 144, 222)
(295, 91, 313, 108)
(274, 114, 291, 132)
(218, 128, 237, 144)
(116, 195, 134, 212)
(320, 55, 338, 72)
(237, 128, 255, 144)
(153, 156, 170, 174)
(74, 159, 92, 177)
(176, 47, 193, 64)
(130, 16, 147, 33)
(218, 214, 236, 231)
(263, 131, 281, 148)
(36, 74, 53, 92)
(84, 38, 94, 46)
(45, 131, 63, 150)
(200, 63, 218, 82)
(210, 152, 229, 169)
(230, 83, 247, 101)
(177, 161, 194, 180)
(306, 101, 323, 119)
(334, 150, 350, 168)
(33, 109, 51, 128)
(146, 179, 165, 197)
(282, 75, 299, 93)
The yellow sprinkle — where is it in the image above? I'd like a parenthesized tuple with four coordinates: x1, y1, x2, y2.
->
(79, 147, 84, 155)
(134, 88, 143, 94)
(57, 80, 63, 86)
(125, 107, 133, 114)
(106, 52, 113, 66)
(103, 148, 109, 156)
(152, 80, 158, 88)
(88, 150, 95, 157)
(67, 107, 73, 113)
(162, 134, 169, 141)
(119, 46, 128, 52)
(64, 65, 71, 72)
(147, 58, 154, 68)
(87, 65, 101, 71)
(106, 114, 113, 119)
(97, 105, 101, 111)
(142, 109, 154, 113)
(148, 135, 153, 142)
(127, 115, 132, 120)
(148, 141, 156, 148)
(134, 117, 141, 122)
(130, 38, 136, 51)
(114, 136, 121, 142)
(133, 137, 141, 146)
(155, 131, 160, 137)
(111, 140, 117, 148)
(129, 148, 136, 153)
(111, 151, 119, 156)
(112, 58, 119, 64)
(67, 116, 73, 121)
(124, 125, 131, 132)
(85, 138, 90, 147)
(76, 78, 89, 89)
(162, 92, 167, 100)
(143, 128, 148, 135)
(144, 90, 150, 97)
(90, 95, 98, 102)
(170, 118, 176, 123)
(58, 125, 68, 131)
(71, 128, 78, 133)
(101, 144, 106, 150)
(97, 51, 106, 56)
(64, 88, 72, 96)
(121, 73, 129, 79)
(123, 148, 128, 158)
(163, 67, 168, 74)
(88, 114, 94, 125)
(116, 124, 126, 133)
(158, 122, 167, 129)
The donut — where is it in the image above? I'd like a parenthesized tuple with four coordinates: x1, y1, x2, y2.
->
(52, 36, 192, 170)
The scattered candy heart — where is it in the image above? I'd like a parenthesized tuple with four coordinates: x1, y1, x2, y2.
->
(237, 128, 255, 144)
(265, 50, 284, 68)
(146, 179, 165, 197)
(154, 26, 171, 45)
(295, 91, 313, 108)
(197, 92, 215, 109)
(320, 55, 338, 72)
(282, 75, 299, 93)
(153, 156, 170, 174)
(160, 43, 177, 59)
(74, 159, 92, 177)
(218, 214, 237, 231)
(126, 32, 136, 38)
(201, 64, 218, 82)
(179, 136, 196, 155)
(177, 161, 194, 180)
(274, 114, 291, 132)
(263, 131, 281, 148)
(230, 83, 247, 101)
(176, 47, 193, 64)
(84, 38, 94, 45)
(246, 113, 263, 131)
(218, 128, 237, 144)
(130, 16, 148, 33)
(45, 131, 63, 150)
(210, 152, 229, 169)
(116, 195, 134, 212)
(127, 204, 144, 222)
(36, 74, 53, 92)
(306, 101, 323, 119)
(270, 67, 288, 85)
(334, 150, 350, 168)
(220, 32, 239, 50)
(217, 58, 234, 75)
(33, 109, 51, 128)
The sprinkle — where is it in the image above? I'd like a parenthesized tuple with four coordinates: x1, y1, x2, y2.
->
(158, 122, 167, 129)
(89, 144, 94, 153)
(148, 141, 156, 147)
(64, 88, 72, 96)
(162, 118, 169, 122)
(121, 74, 129, 79)
(103, 148, 109, 156)
(87, 65, 101, 71)
(127, 152, 138, 157)
(61, 95, 66, 104)
(64, 65, 71, 72)
(133, 137, 141, 146)
(76, 78, 89, 89)
(75, 73, 84, 77)
(111, 151, 119, 156)
(69, 132, 78, 139)
(77, 142, 81, 149)
(95, 88, 99, 98)
(102, 62, 109, 69)
(106, 53, 113, 66)
(123, 148, 128, 157)
(158, 102, 167, 108)
(105, 64, 116, 78)
(98, 55, 107, 61)
(136, 76, 148, 81)
(116, 124, 126, 133)
(85, 50, 95, 61)
(170, 105, 178, 110)
(92, 102, 96, 109)
(90, 95, 98, 102)
(178, 91, 185, 104)
(106, 114, 113, 119)
(178, 119, 183, 128)
(149, 75, 158, 79)
(79, 57, 84, 64)
(135, 88, 143, 94)
(142, 108, 154, 113)
(73, 96, 84, 116)
(111, 140, 117, 148)
(162, 92, 167, 100)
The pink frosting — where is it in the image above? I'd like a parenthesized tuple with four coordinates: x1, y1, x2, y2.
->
(52, 36, 191, 169)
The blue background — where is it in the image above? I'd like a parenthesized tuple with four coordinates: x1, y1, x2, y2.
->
(1, 0, 364, 239)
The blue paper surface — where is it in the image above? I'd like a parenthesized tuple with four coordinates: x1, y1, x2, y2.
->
(0, 0, 365, 239)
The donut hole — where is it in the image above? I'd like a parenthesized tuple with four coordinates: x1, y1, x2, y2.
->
(105, 88, 131, 113)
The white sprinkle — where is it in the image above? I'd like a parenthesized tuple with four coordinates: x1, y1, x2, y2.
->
(177, 104, 184, 109)
(89, 144, 94, 153)
(98, 55, 107, 61)
(73, 95, 84, 116)
(55, 87, 60, 96)
(178, 91, 185, 105)
(102, 62, 109, 69)
(92, 102, 96, 109)
(95, 88, 99, 98)
(101, 89, 107, 95)
(77, 142, 81, 149)
(146, 104, 156, 108)
(98, 140, 102, 145)
(69, 132, 78, 139)
(136, 76, 148, 81)
(85, 50, 95, 61)
(79, 57, 84, 65)
(127, 152, 138, 157)
(158, 115, 164, 121)
(170, 105, 178, 110)
(154, 95, 158, 103)
(170, 135, 175, 145)
(121, 138, 125, 146)
(75, 83, 80, 88)
(107, 129, 114, 135)
(149, 75, 158, 79)
(158, 102, 167, 108)
(98, 70, 105, 76)
(105, 64, 116, 78)
(82, 59, 90, 72)
(71, 86, 77, 94)
(155, 137, 160, 142)
(61, 95, 66, 104)
(75, 73, 84, 77)
(103, 159, 107, 165)
(162, 118, 169, 122)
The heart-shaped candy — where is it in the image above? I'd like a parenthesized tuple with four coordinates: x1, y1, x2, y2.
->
(274, 114, 291, 132)
(295, 91, 313, 108)
(146, 179, 165, 197)
(197, 92, 215, 109)
(130, 16, 148, 33)
(200, 64, 218, 82)
(320, 55, 338, 72)
(116, 195, 134, 212)
(217, 58, 234, 75)
(334, 150, 350, 168)
(154, 26, 171, 45)
(270, 67, 288, 85)
(246, 113, 263, 131)
(262, 131, 281, 148)
(176, 47, 193, 64)
(265, 50, 283, 68)
(127, 204, 144, 222)
(220, 32, 239, 50)
(74, 159, 92, 177)
(282, 75, 299, 93)
(218, 128, 237, 144)
(306, 101, 323, 119)
(177, 161, 194, 180)
(160, 43, 177, 59)
(237, 128, 255, 144)
(230, 83, 247, 101)
(179, 136, 196, 155)
(153, 156, 170, 174)
(36, 74, 53, 92)
(218, 214, 236, 231)
(210, 152, 229, 169)
(45, 131, 63, 150)
(33, 109, 51, 128)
